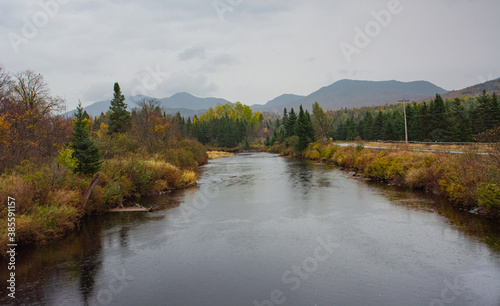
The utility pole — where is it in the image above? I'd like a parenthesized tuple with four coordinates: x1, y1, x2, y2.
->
(399, 98, 410, 144)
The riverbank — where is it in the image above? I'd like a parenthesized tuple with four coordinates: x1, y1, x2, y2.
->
(274, 142, 500, 218)
(0, 145, 208, 258)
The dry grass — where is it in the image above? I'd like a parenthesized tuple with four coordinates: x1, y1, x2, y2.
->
(336, 141, 493, 153)
(317, 144, 499, 214)
(207, 151, 235, 159)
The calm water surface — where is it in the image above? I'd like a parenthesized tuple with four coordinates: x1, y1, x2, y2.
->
(1, 153, 500, 305)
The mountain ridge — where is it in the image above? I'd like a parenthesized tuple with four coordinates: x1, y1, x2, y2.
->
(68, 78, 500, 118)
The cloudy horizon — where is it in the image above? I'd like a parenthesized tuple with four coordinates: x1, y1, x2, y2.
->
(1, 0, 499, 110)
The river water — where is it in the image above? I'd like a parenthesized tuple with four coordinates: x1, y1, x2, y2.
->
(1, 153, 500, 305)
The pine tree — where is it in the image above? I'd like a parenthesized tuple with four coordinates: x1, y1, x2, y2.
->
(363, 111, 375, 141)
(346, 117, 359, 140)
(429, 94, 448, 136)
(285, 108, 297, 137)
(447, 98, 472, 142)
(373, 111, 384, 140)
(381, 113, 395, 140)
(305, 110, 316, 143)
(71, 103, 102, 176)
(108, 82, 130, 134)
(294, 105, 308, 151)
(491, 93, 500, 127)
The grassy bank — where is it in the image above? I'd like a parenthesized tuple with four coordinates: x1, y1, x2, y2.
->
(0, 142, 207, 257)
(207, 151, 235, 159)
(273, 142, 500, 217)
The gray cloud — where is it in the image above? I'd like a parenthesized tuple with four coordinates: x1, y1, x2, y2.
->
(0, 0, 499, 110)
(179, 46, 207, 61)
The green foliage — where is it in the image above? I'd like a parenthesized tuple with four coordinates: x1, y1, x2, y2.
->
(321, 92, 497, 142)
(71, 103, 102, 176)
(108, 82, 131, 134)
(477, 184, 500, 209)
(191, 103, 259, 147)
(56, 146, 77, 170)
(312, 101, 332, 142)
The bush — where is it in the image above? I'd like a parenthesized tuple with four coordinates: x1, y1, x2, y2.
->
(320, 145, 339, 159)
(477, 184, 500, 209)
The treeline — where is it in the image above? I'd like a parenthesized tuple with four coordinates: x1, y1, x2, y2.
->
(331, 92, 500, 142)
(187, 102, 265, 148)
(0, 67, 207, 253)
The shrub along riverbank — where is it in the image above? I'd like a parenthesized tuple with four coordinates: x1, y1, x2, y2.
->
(0, 143, 206, 256)
(0, 74, 210, 258)
(272, 142, 500, 217)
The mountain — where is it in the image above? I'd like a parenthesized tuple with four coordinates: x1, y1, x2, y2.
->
(259, 79, 448, 112)
(158, 92, 230, 110)
(65, 95, 145, 117)
(67, 92, 230, 118)
(72, 78, 500, 118)
(252, 94, 305, 112)
(441, 78, 500, 100)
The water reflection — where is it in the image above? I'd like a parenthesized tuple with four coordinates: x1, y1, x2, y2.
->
(1, 153, 499, 305)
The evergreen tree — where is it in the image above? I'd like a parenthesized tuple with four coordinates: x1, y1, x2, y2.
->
(305, 110, 316, 143)
(381, 113, 395, 140)
(293, 105, 315, 151)
(429, 94, 448, 135)
(417, 102, 431, 141)
(285, 108, 297, 137)
(362, 111, 374, 140)
(447, 98, 472, 142)
(373, 111, 384, 140)
(335, 121, 347, 140)
(108, 82, 130, 134)
(345, 117, 358, 140)
(491, 93, 500, 128)
(71, 103, 102, 176)
(294, 105, 309, 151)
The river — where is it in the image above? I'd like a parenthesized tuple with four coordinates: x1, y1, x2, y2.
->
(1, 153, 500, 305)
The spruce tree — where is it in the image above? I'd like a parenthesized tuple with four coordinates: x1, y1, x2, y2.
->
(108, 82, 130, 134)
(286, 108, 297, 137)
(71, 103, 102, 176)
(373, 111, 384, 140)
(363, 111, 374, 140)
(294, 105, 309, 151)
(305, 110, 316, 143)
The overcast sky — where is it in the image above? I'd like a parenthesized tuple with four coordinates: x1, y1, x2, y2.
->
(1, 0, 499, 110)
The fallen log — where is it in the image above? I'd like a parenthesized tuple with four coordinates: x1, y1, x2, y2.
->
(106, 205, 153, 213)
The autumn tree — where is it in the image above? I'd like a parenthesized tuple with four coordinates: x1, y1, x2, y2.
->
(0, 69, 69, 170)
(312, 102, 332, 143)
(108, 82, 130, 134)
(11, 70, 63, 117)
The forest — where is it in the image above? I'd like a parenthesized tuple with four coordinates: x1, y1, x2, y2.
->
(329, 92, 500, 142)
(0, 68, 206, 253)
(0, 66, 499, 254)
